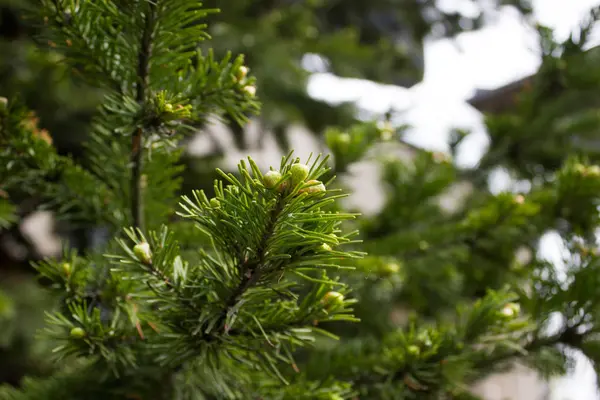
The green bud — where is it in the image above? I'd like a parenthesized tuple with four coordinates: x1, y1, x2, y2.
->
(290, 163, 310, 185)
(338, 132, 350, 144)
(243, 85, 256, 97)
(237, 66, 249, 81)
(164, 103, 173, 113)
(70, 327, 85, 339)
(337, 133, 351, 145)
(299, 180, 326, 194)
(320, 243, 332, 252)
(417, 331, 432, 347)
(407, 345, 420, 356)
(210, 198, 220, 208)
(501, 302, 520, 318)
(380, 261, 400, 277)
(133, 242, 152, 264)
(322, 291, 344, 310)
(263, 170, 282, 189)
(574, 163, 587, 175)
(588, 165, 600, 177)
(62, 262, 71, 276)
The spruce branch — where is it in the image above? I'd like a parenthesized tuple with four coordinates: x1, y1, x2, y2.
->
(473, 326, 584, 370)
(108, 155, 363, 372)
(38, 0, 131, 93)
(217, 197, 285, 334)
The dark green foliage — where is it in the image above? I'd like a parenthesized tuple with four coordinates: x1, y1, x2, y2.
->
(0, 277, 55, 387)
(0, 99, 118, 227)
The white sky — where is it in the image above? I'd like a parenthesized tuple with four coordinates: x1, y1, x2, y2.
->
(308, 1, 600, 399)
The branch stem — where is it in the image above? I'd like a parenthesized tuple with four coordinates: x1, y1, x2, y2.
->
(215, 198, 285, 333)
(130, 2, 156, 230)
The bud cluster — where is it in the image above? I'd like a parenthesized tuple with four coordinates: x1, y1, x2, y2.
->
(262, 163, 327, 195)
(574, 163, 600, 177)
(235, 65, 256, 98)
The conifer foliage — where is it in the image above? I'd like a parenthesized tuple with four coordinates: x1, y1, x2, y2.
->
(4, 1, 600, 400)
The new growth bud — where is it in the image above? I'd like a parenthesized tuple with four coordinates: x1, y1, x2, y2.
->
(299, 180, 326, 194)
(290, 163, 310, 185)
(337, 133, 351, 145)
(243, 85, 256, 97)
(70, 327, 85, 339)
(322, 291, 344, 310)
(407, 345, 420, 356)
(237, 66, 249, 81)
(588, 165, 600, 177)
(263, 170, 283, 189)
(62, 262, 71, 276)
(133, 242, 152, 264)
(379, 261, 400, 277)
(501, 302, 520, 318)
(320, 243, 332, 252)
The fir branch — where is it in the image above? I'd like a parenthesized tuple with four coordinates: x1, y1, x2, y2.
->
(217, 198, 286, 333)
(39, 0, 130, 93)
(474, 325, 585, 370)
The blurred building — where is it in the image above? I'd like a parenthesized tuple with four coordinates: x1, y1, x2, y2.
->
(468, 74, 534, 114)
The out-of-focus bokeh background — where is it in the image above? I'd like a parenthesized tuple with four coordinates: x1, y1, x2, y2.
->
(2, 0, 600, 398)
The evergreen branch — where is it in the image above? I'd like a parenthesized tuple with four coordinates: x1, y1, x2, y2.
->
(474, 325, 585, 371)
(39, 0, 130, 93)
(216, 197, 285, 334)
(370, 192, 527, 265)
(0, 100, 119, 226)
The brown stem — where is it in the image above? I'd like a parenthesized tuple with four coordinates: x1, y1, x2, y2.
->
(213, 198, 285, 333)
(130, 2, 156, 230)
